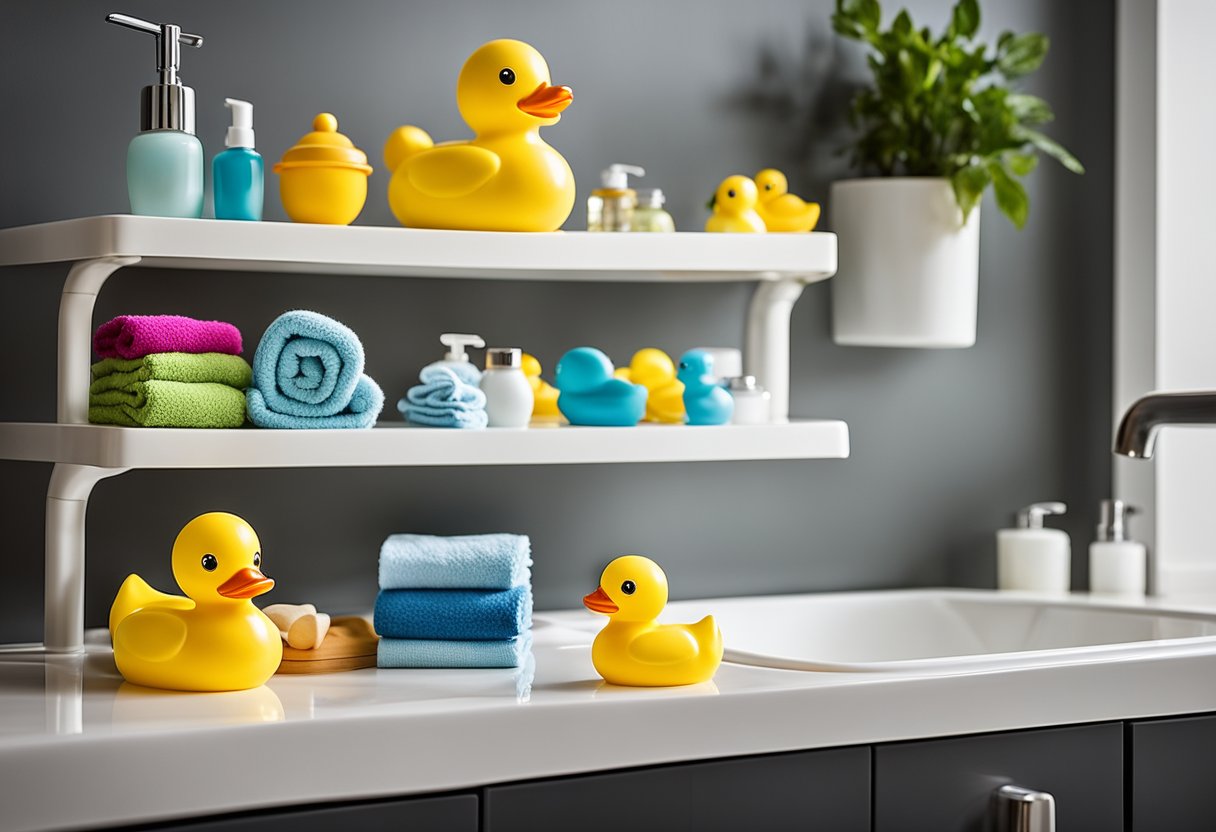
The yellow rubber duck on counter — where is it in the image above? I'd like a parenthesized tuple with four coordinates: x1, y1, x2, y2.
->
(583, 555, 723, 687)
(614, 348, 685, 423)
(109, 513, 282, 692)
(384, 39, 575, 232)
(705, 175, 766, 233)
(522, 353, 561, 419)
(755, 168, 821, 232)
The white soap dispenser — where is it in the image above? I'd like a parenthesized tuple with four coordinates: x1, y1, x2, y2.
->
(997, 502, 1071, 593)
(1089, 499, 1146, 596)
(434, 333, 485, 385)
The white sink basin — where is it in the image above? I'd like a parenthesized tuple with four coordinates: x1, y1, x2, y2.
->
(660, 589, 1216, 674)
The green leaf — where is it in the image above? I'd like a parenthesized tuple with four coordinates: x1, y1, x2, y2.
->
(838, 0, 882, 34)
(951, 163, 990, 221)
(1005, 151, 1038, 176)
(892, 9, 912, 36)
(951, 0, 980, 39)
(1007, 93, 1054, 125)
(988, 161, 1029, 228)
(998, 32, 1049, 77)
(1016, 127, 1086, 174)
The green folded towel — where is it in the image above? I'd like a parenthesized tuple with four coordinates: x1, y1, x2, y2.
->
(89, 352, 252, 393)
(88, 354, 252, 428)
(89, 381, 248, 428)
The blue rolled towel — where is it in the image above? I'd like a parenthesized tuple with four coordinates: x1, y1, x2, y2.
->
(247, 310, 384, 429)
(374, 586, 532, 640)
(377, 632, 533, 669)
(399, 365, 487, 429)
(379, 533, 531, 590)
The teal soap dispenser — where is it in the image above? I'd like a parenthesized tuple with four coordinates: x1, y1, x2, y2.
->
(213, 99, 264, 220)
(106, 13, 205, 218)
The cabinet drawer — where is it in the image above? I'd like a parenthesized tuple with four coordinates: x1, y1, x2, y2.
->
(874, 723, 1123, 832)
(1131, 713, 1216, 831)
(135, 793, 478, 832)
(484, 747, 869, 832)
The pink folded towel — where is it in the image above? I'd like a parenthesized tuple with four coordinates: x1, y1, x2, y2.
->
(93, 315, 243, 360)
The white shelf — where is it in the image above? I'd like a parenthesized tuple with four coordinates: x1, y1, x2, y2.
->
(0, 215, 838, 282)
(0, 420, 848, 469)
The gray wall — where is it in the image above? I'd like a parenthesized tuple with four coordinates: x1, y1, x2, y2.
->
(0, 0, 1113, 642)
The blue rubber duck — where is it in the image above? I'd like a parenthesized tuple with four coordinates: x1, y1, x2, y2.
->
(678, 350, 734, 426)
(556, 347, 647, 426)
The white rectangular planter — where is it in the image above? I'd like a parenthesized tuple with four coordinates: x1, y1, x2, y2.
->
(831, 177, 980, 348)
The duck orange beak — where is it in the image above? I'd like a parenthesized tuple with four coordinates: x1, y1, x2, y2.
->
(217, 567, 275, 599)
(582, 586, 618, 614)
(518, 82, 573, 119)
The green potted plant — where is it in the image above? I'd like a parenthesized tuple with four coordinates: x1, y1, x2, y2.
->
(829, 0, 1083, 347)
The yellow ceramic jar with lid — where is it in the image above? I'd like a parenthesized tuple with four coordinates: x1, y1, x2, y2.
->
(274, 113, 373, 225)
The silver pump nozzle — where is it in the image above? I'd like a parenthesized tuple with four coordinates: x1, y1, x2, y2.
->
(1097, 499, 1138, 542)
(1016, 501, 1067, 529)
(106, 13, 204, 134)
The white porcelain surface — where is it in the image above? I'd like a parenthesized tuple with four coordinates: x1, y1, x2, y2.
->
(3, 590, 1216, 831)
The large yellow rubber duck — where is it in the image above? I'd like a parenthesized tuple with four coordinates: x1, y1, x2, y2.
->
(109, 513, 282, 692)
(614, 348, 685, 423)
(522, 353, 561, 419)
(583, 555, 723, 687)
(705, 175, 766, 233)
(755, 169, 821, 232)
(384, 39, 575, 232)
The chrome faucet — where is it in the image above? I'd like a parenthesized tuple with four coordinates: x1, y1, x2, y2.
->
(1114, 392, 1216, 458)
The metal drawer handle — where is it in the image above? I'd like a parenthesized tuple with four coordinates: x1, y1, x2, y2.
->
(993, 784, 1056, 832)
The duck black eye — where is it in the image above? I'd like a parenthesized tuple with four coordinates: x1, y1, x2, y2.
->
(499, 68, 516, 85)
(201, 554, 218, 572)
(621, 580, 636, 595)
(764, 183, 773, 190)
(253, 552, 261, 568)
(678, 362, 688, 370)
(727, 189, 736, 199)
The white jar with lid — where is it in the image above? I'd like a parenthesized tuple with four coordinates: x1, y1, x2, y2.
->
(997, 502, 1071, 593)
(728, 376, 771, 425)
(1089, 499, 1146, 596)
(481, 348, 533, 428)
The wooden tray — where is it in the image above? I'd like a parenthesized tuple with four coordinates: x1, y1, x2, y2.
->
(276, 615, 378, 674)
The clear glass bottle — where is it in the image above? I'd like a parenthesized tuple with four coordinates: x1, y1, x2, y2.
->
(588, 164, 644, 231)
(633, 188, 676, 232)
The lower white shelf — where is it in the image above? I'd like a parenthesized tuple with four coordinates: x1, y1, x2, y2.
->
(0, 419, 849, 469)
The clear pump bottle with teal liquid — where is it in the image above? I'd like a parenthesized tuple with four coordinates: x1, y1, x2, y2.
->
(213, 99, 264, 221)
(106, 13, 205, 218)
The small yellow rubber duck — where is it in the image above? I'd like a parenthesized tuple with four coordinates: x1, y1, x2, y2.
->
(109, 513, 282, 692)
(522, 353, 561, 419)
(614, 349, 685, 423)
(755, 169, 821, 232)
(384, 39, 575, 232)
(583, 555, 723, 687)
(705, 175, 767, 233)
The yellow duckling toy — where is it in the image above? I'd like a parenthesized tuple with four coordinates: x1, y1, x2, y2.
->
(109, 512, 282, 692)
(384, 39, 575, 232)
(754, 168, 821, 232)
(614, 348, 685, 423)
(705, 175, 767, 233)
(583, 555, 723, 687)
(522, 353, 561, 419)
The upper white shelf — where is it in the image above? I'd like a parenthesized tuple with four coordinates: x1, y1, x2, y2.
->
(0, 215, 838, 283)
(0, 420, 849, 469)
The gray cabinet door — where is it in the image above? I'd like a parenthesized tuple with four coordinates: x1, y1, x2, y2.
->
(484, 747, 869, 832)
(874, 723, 1123, 832)
(1131, 713, 1216, 831)
(144, 794, 478, 831)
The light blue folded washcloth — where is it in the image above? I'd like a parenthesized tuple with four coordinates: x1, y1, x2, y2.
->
(377, 632, 533, 669)
(399, 364, 487, 429)
(374, 586, 532, 640)
(379, 533, 531, 590)
(247, 310, 384, 429)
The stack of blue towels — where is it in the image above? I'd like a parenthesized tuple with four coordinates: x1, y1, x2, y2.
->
(375, 533, 533, 668)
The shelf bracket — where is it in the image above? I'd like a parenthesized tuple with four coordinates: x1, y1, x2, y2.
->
(745, 278, 807, 423)
(44, 463, 128, 653)
(58, 256, 140, 424)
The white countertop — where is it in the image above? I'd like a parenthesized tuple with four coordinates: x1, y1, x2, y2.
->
(4, 594, 1216, 831)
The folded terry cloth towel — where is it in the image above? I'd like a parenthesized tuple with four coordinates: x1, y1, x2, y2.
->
(374, 586, 532, 641)
(93, 315, 242, 360)
(399, 365, 488, 429)
(246, 310, 384, 429)
(379, 533, 531, 590)
(89, 381, 247, 428)
(90, 353, 252, 393)
(377, 632, 533, 669)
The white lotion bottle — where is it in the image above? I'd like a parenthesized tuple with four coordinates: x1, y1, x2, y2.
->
(1089, 499, 1146, 596)
(481, 348, 533, 428)
(997, 501, 1071, 593)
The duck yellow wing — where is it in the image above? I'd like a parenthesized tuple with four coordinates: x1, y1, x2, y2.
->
(109, 574, 193, 635)
(759, 195, 821, 232)
(114, 609, 188, 663)
(406, 144, 502, 198)
(629, 625, 702, 665)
